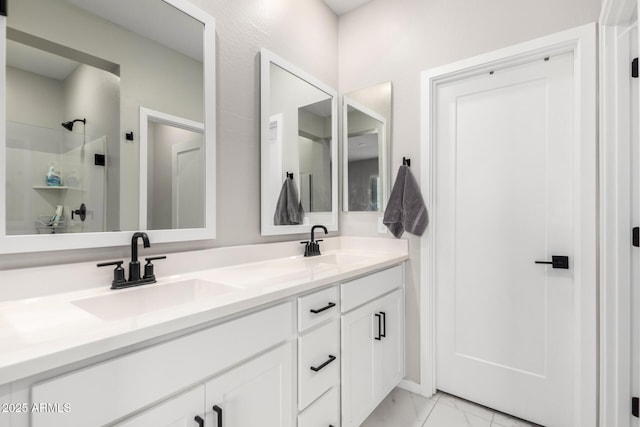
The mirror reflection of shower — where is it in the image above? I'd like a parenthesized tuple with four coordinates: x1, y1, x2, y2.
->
(5, 120, 107, 235)
(61, 118, 85, 131)
(62, 117, 86, 162)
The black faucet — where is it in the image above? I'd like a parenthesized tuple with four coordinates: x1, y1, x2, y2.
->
(97, 232, 166, 289)
(129, 232, 150, 282)
(301, 225, 328, 257)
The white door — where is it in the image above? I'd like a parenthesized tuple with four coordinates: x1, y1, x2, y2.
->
(435, 53, 575, 426)
(172, 137, 204, 229)
(205, 342, 294, 427)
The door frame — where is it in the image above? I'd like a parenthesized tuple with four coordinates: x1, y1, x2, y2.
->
(419, 23, 597, 427)
(599, 0, 638, 426)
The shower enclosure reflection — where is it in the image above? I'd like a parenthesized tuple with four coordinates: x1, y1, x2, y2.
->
(6, 121, 107, 234)
(5, 32, 118, 234)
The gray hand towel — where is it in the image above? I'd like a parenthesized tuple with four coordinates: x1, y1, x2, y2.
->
(383, 165, 428, 238)
(274, 178, 305, 225)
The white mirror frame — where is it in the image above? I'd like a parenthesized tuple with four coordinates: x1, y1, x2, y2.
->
(342, 96, 388, 213)
(0, 0, 216, 253)
(260, 49, 338, 236)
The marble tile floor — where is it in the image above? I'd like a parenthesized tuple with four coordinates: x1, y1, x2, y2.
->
(360, 388, 544, 427)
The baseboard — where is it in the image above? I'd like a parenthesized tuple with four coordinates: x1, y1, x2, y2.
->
(398, 379, 429, 397)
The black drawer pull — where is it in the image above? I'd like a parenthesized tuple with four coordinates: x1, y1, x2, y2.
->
(374, 313, 382, 340)
(310, 355, 336, 372)
(213, 405, 223, 427)
(310, 302, 336, 314)
(194, 415, 204, 427)
(380, 311, 386, 338)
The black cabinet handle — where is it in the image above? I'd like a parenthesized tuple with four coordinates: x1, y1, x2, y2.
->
(380, 311, 386, 338)
(310, 302, 336, 314)
(213, 405, 223, 427)
(194, 415, 204, 427)
(374, 313, 382, 340)
(310, 355, 336, 372)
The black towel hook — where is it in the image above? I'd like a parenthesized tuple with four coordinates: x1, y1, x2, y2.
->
(286, 172, 294, 180)
(402, 157, 411, 167)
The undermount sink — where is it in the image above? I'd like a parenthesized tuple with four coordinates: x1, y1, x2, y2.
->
(71, 279, 239, 321)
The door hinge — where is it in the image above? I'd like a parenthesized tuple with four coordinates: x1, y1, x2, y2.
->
(634, 227, 639, 247)
(633, 397, 639, 417)
(633, 58, 639, 78)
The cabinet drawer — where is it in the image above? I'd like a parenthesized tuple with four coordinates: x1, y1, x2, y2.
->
(31, 302, 293, 427)
(341, 264, 403, 313)
(298, 387, 340, 427)
(298, 319, 340, 410)
(298, 286, 339, 332)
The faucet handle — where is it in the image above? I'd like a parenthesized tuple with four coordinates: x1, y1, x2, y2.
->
(143, 256, 166, 281)
(97, 260, 126, 288)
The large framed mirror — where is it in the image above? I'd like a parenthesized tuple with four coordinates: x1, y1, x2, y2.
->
(260, 49, 338, 236)
(342, 82, 392, 212)
(0, 0, 216, 253)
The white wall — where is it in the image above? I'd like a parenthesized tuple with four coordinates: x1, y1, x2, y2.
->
(6, 66, 64, 128)
(338, 0, 601, 384)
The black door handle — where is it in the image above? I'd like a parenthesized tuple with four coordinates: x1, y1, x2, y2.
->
(535, 255, 569, 269)
(213, 405, 223, 427)
(380, 311, 386, 338)
(374, 313, 382, 340)
(310, 355, 336, 372)
(194, 415, 204, 427)
(310, 302, 336, 314)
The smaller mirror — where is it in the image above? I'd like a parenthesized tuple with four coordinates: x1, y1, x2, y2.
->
(342, 82, 392, 212)
(260, 49, 338, 236)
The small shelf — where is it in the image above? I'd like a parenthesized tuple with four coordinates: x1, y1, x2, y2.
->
(32, 186, 82, 191)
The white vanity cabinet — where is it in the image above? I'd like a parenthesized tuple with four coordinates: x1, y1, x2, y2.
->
(4, 259, 406, 427)
(30, 302, 294, 427)
(205, 342, 294, 427)
(340, 266, 405, 427)
(115, 343, 294, 427)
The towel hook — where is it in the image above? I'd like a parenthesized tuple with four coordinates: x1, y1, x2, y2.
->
(286, 172, 294, 180)
(403, 157, 411, 167)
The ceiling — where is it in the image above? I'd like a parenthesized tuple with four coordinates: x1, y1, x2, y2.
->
(322, 0, 373, 16)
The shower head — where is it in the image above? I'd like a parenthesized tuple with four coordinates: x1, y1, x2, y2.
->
(61, 118, 86, 131)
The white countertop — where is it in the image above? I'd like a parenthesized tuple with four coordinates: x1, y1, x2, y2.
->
(0, 237, 408, 385)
